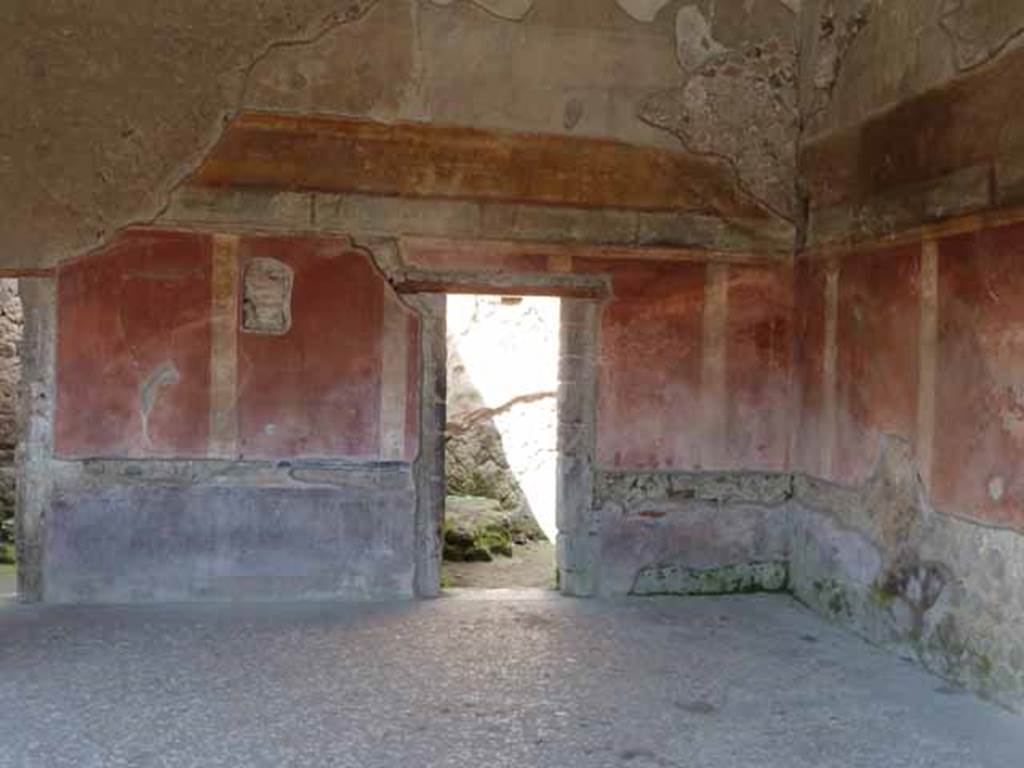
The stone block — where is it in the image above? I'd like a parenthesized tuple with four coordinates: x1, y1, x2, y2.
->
(556, 456, 593, 533)
(923, 166, 991, 221)
(556, 531, 599, 597)
(632, 560, 788, 596)
(637, 211, 793, 254)
(163, 186, 312, 228)
(598, 499, 792, 596)
(316, 194, 482, 239)
(479, 203, 636, 245)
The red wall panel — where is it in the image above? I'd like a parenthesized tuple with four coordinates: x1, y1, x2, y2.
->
(725, 265, 793, 470)
(55, 230, 213, 458)
(587, 259, 706, 469)
(56, 230, 420, 463)
(934, 223, 1024, 528)
(237, 237, 385, 460)
(791, 258, 827, 476)
(834, 243, 920, 484)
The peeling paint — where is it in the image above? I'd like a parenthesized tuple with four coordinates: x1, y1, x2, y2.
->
(988, 476, 1005, 502)
(811, 2, 870, 91)
(640, 0, 799, 219)
(674, 5, 726, 72)
(633, 561, 789, 595)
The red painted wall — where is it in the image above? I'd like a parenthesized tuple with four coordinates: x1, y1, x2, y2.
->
(580, 259, 793, 472)
(794, 221, 1024, 530)
(934, 224, 1024, 528)
(56, 230, 212, 458)
(405, 243, 798, 473)
(724, 265, 793, 470)
(793, 246, 921, 487)
(587, 259, 706, 469)
(55, 229, 419, 462)
(834, 243, 920, 484)
(237, 238, 383, 460)
(792, 258, 827, 477)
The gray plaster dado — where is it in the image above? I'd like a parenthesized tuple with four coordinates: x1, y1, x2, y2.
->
(789, 441, 1024, 714)
(46, 476, 416, 603)
(592, 470, 794, 597)
(590, 452, 1024, 713)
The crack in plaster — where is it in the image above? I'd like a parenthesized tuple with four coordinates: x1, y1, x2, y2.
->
(22, 0, 802, 266)
(804, 0, 871, 125)
(638, 87, 796, 223)
(426, 0, 534, 22)
(108, 2, 386, 256)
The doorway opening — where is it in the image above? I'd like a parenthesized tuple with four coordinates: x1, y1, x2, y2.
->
(442, 294, 559, 589)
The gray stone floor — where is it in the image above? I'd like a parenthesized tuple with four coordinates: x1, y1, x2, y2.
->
(0, 592, 1021, 767)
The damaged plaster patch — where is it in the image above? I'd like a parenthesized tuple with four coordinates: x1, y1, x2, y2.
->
(792, 436, 1024, 710)
(427, 0, 533, 21)
(807, 1, 871, 111)
(593, 473, 790, 507)
(615, 0, 673, 23)
(563, 98, 584, 131)
(639, 0, 799, 219)
(879, 559, 952, 639)
(988, 475, 1006, 502)
(244, 0, 415, 116)
(864, 437, 929, 560)
(675, 6, 726, 72)
(813, 2, 870, 90)
(242, 258, 294, 334)
(633, 561, 789, 595)
(594, 470, 793, 507)
(802, 0, 1024, 141)
(140, 362, 180, 447)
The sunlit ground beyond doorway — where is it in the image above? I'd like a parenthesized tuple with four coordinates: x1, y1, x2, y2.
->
(0, 563, 15, 603)
(442, 294, 559, 589)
